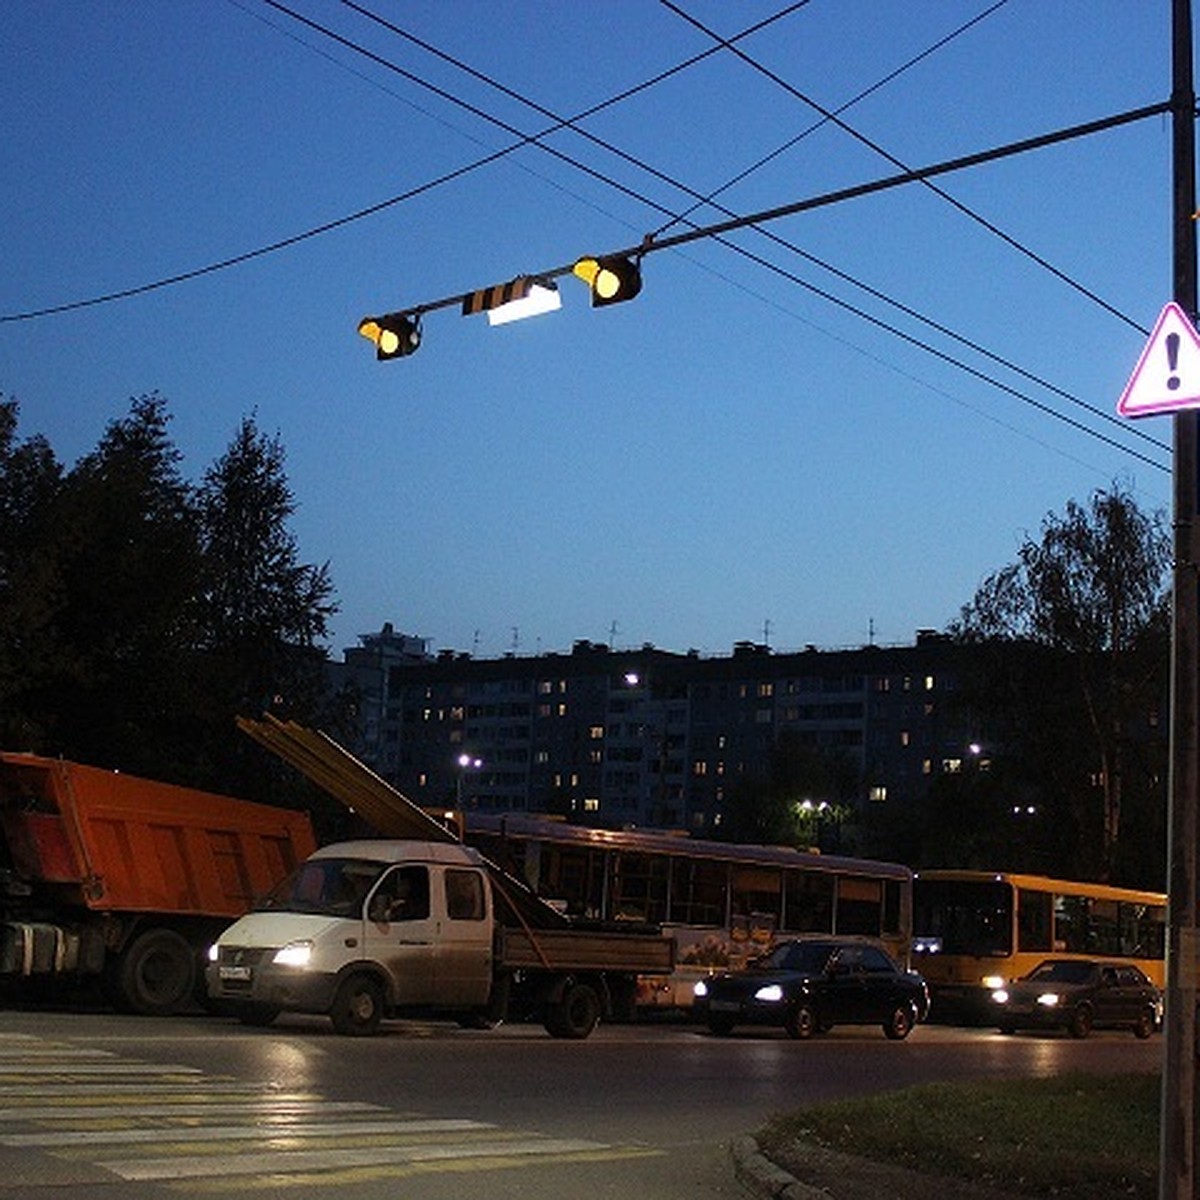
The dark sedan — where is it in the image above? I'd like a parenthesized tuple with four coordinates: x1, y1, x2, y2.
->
(693, 937, 930, 1040)
(990, 959, 1162, 1038)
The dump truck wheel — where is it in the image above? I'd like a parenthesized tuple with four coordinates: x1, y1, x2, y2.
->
(544, 980, 601, 1039)
(115, 928, 196, 1016)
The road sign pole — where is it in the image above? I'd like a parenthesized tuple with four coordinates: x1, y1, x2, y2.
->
(1161, 2, 1198, 1198)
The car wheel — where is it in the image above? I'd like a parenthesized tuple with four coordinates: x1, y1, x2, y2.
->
(883, 1003, 915, 1040)
(1068, 1004, 1093, 1039)
(1133, 1007, 1156, 1040)
(707, 1016, 736, 1037)
(785, 1004, 818, 1040)
(330, 974, 385, 1036)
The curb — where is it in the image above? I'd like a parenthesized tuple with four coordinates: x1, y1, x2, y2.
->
(730, 1136, 831, 1200)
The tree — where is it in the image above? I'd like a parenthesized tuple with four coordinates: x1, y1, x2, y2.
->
(0, 395, 64, 748)
(951, 481, 1170, 884)
(194, 415, 338, 801)
(47, 394, 203, 776)
(721, 734, 859, 850)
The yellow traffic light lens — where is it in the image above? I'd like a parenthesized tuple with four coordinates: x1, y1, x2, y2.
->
(595, 268, 621, 300)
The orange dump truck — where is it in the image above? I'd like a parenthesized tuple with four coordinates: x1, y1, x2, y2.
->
(0, 752, 316, 1015)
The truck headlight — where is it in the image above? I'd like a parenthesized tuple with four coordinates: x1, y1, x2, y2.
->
(273, 941, 313, 967)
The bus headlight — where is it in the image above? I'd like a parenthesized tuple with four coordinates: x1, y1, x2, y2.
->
(273, 941, 313, 968)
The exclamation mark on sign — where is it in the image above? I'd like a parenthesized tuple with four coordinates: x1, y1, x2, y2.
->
(1167, 332, 1181, 391)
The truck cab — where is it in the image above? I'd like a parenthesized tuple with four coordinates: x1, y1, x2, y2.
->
(207, 840, 496, 1035)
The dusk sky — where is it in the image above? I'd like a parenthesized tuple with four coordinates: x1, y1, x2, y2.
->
(0, 1, 1181, 661)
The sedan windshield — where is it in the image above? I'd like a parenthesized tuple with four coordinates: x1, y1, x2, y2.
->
(757, 942, 835, 974)
(255, 858, 387, 917)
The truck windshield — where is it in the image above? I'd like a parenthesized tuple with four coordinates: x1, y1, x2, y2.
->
(256, 858, 387, 917)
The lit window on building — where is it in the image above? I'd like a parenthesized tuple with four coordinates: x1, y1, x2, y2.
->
(943, 757, 963, 774)
(590, 725, 604, 739)
(924, 675, 936, 691)
(693, 760, 708, 776)
(583, 797, 600, 812)
(869, 785, 888, 802)
(900, 730, 911, 747)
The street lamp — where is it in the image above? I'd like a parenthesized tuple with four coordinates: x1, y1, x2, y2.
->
(456, 754, 482, 807)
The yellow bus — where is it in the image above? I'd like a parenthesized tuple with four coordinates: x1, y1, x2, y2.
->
(912, 869, 1166, 1021)
(462, 813, 913, 1009)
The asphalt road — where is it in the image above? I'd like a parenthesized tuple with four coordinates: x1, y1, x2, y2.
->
(0, 1008, 1163, 1200)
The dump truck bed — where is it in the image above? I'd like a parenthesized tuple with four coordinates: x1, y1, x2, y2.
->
(0, 753, 316, 916)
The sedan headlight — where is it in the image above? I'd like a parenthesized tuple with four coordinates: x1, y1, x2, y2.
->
(273, 940, 313, 967)
(991, 988, 1010, 1004)
(1037, 992, 1060, 1008)
(753, 983, 785, 1003)
(693, 980, 709, 999)
(207, 943, 220, 963)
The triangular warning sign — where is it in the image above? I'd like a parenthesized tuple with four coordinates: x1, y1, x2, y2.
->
(1117, 301, 1200, 417)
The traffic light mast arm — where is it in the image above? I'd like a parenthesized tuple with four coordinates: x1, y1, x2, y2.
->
(359, 99, 1168, 344)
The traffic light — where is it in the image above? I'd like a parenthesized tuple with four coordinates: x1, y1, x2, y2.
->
(358, 312, 421, 360)
(573, 256, 642, 307)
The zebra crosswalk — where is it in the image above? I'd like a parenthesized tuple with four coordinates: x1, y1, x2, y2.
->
(0, 1031, 656, 1192)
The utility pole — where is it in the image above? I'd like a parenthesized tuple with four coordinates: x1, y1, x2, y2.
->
(1162, 1, 1198, 1197)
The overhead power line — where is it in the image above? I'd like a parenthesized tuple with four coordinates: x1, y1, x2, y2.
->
(335, 0, 1165, 458)
(0, 0, 805, 325)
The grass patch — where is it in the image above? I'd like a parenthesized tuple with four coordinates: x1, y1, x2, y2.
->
(759, 1073, 1160, 1199)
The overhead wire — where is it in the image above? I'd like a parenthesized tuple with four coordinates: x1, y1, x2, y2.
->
(650, 0, 1010, 238)
(333, 0, 1167, 468)
(0, 0, 803, 325)
(660, 0, 1146, 336)
(0, 1, 1173, 473)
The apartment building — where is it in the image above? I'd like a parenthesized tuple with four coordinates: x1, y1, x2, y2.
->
(334, 627, 980, 834)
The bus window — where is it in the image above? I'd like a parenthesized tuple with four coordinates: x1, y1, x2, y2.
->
(1017, 889, 1052, 952)
(731, 865, 782, 945)
(1054, 894, 1090, 952)
(1121, 901, 1166, 960)
(913, 879, 1013, 955)
(882, 879, 902, 936)
(836, 875, 883, 936)
(669, 858, 728, 926)
(782, 870, 834, 933)
(540, 844, 603, 918)
(610, 852, 669, 923)
(1089, 899, 1121, 955)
